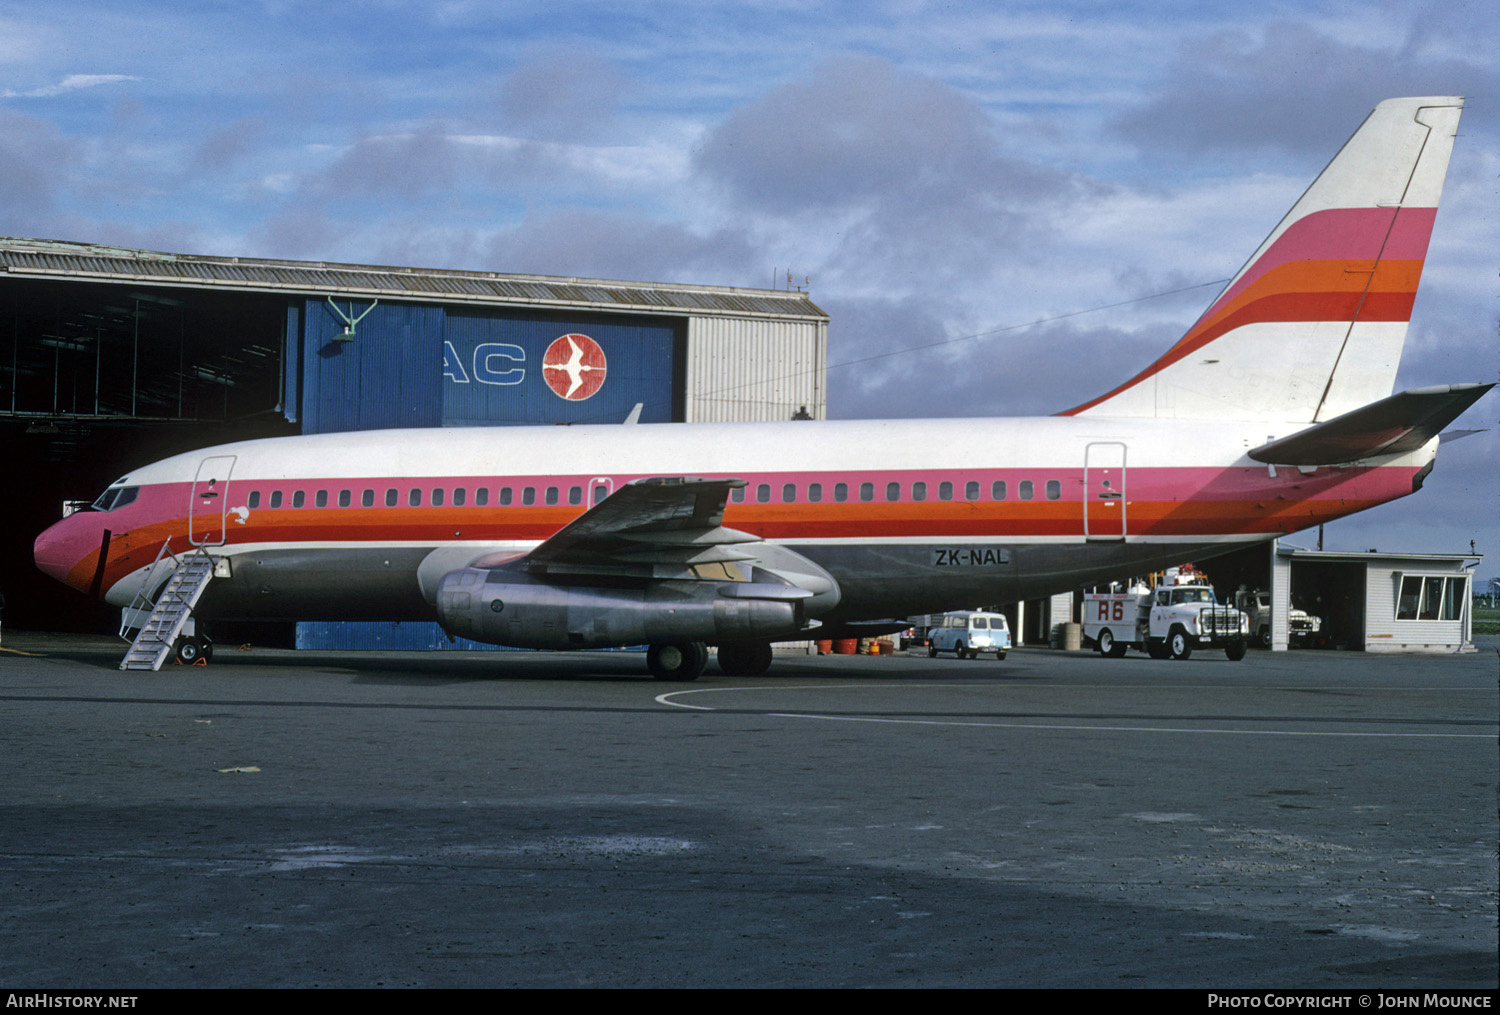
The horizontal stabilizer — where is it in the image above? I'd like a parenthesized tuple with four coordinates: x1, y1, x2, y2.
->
(1248, 383, 1494, 465)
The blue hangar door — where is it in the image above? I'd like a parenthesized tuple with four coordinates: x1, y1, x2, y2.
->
(441, 309, 679, 426)
(292, 300, 682, 649)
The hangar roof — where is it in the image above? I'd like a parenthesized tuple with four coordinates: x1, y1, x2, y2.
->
(0, 237, 827, 322)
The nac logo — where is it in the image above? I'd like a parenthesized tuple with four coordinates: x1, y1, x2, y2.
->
(541, 334, 606, 401)
(441, 333, 607, 401)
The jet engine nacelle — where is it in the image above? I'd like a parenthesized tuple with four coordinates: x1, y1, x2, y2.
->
(434, 567, 812, 649)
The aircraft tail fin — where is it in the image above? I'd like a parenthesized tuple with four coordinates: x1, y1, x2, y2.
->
(1064, 96, 1464, 422)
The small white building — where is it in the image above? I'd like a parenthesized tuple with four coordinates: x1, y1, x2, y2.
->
(1269, 544, 1480, 653)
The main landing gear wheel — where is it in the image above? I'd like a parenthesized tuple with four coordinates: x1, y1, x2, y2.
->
(647, 641, 708, 681)
(717, 641, 774, 677)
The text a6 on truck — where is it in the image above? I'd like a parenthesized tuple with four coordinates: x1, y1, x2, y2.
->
(1083, 572, 1249, 662)
(927, 611, 1011, 660)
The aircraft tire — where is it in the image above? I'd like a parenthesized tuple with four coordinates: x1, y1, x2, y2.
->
(717, 641, 774, 676)
(174, 637, 204, 665)
(648, 641, 708, 681)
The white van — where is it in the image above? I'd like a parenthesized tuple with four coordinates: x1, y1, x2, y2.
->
(927, 611, 1011, 660)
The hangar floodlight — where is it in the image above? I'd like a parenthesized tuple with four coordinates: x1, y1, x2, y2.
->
(327, 298, 378, 342)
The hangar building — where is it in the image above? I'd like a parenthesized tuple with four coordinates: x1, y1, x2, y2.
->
(3, 238, 827, 645)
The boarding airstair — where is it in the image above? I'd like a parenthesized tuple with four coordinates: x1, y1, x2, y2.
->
(119, 544, 216, 671)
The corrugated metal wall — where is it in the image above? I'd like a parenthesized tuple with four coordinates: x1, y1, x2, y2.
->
(300, 299, 445, 433)
(683, 317, 826, 422)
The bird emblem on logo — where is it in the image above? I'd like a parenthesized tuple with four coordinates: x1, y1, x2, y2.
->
(541, 333, 607, 401)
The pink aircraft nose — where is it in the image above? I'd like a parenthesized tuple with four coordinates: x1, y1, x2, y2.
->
(33, 516, 91, 589)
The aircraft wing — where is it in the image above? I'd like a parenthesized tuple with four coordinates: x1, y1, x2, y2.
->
(520, 476, 765, 578)
(1249, 383, 1495, 466)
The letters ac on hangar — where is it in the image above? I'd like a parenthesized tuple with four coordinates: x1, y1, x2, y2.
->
(0, 237, 828, 636)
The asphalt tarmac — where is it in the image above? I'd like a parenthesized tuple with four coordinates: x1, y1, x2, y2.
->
(1, 632, 1495, 989)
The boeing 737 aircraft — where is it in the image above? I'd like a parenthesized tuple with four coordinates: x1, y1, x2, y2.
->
(32, 97, 1492, 679)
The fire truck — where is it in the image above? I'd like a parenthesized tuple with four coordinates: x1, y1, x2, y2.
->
(1082, 566, 1249, 661)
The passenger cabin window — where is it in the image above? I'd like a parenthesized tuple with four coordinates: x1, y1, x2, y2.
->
(756, 484, 770, 503)
(834, 482, 848, 503)
(248, 491, 260, 509)
(475, 488, 489, 506)
(1045, 479, 1060, 501)
(385, 489, 397, 507)
(453, 488, 466, 507)
(993, 481, 1007, 501)
(270, 491, 283, 509)
(431, 488, 445, 507)
(1019, 480, 1033, 501)
(782, 483, 796, 503)
(500, 488, 513, 506)
(569, 486, 582, 506)
(885, 481, 900, 502)
(545, 486, 558, 506)
(808, 483, 822, 503)
(315, 490, 328, 508)
(522, 487, 535, 506)
(859, 482, 874, 502)
(362, 490, 375, 508)
(965, 481, 979, 502)
(912, 481, 926, 502)
(408, 489, 422, 508)
(338, 490, 351, 508)
(939, 481, 953, 501)
(293, 491, 306, 508)
(731, 487, 745, 503)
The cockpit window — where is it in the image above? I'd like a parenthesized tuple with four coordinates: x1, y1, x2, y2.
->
(91, 486, 139, 512)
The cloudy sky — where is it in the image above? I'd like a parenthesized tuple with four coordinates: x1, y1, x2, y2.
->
(3, 0, 1496, 568)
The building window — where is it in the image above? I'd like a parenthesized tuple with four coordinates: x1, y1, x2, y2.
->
(593, 484, 609, 505)
(1396, 575, 1464, 621)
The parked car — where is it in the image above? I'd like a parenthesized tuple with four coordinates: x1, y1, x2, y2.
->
(927, 611, 1011, 660)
